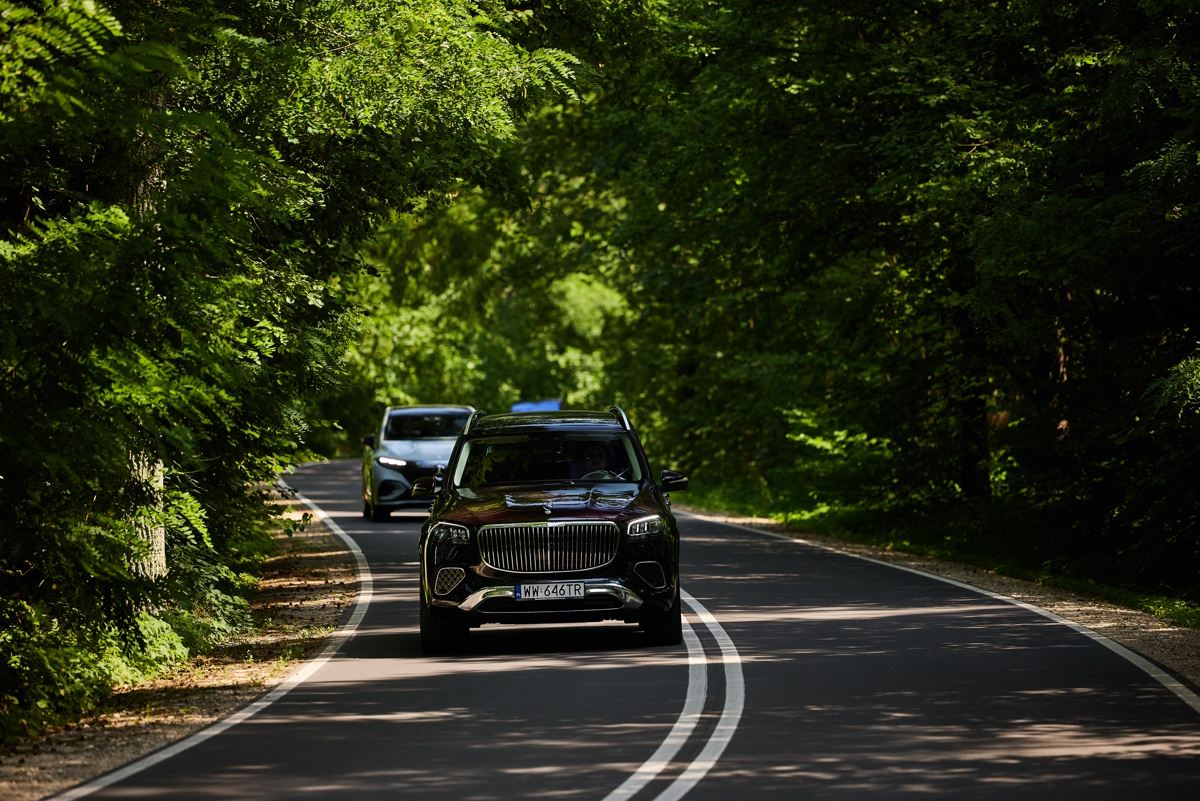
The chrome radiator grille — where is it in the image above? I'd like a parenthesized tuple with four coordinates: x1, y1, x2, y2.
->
(477, 522, 619, 573)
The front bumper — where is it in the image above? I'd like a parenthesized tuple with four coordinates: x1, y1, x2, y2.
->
(422, 521, 678, 626)
(427, 573, 674, 626)
(458, 580, 643, 613)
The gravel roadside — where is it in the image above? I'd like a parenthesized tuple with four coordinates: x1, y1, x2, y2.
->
(0, 500, 356, 801)
(683, 508, 1200, 693)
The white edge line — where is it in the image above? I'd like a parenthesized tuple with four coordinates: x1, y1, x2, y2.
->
(677, 509, 1200, 718)
(600, 616, 708, 801)
(652, 591, 745, 801)
(49, 480, 373, 800)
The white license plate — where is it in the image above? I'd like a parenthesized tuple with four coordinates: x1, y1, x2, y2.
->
(515, 582, 585, 601)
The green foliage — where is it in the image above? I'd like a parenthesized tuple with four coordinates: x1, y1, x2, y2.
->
(8, 0, 1197, 739)
(1, 0, 573, 741)
(1148, 350, 1200, 417)
(313, 184, 633, 449)
(347, 0, 1200, 612)
(95, 613, 190, 687)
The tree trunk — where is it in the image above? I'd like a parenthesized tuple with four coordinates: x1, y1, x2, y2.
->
(130, 453, 167, 579)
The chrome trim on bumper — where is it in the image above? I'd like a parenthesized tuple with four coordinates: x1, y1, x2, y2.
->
(457, 582, 643, 613)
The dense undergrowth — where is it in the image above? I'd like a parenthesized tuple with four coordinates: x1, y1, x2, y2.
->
(683, 479, 1200, 631)
(0, 0, 575, 743)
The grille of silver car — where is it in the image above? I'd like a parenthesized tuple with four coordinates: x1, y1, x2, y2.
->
(477, 522, 619, 573)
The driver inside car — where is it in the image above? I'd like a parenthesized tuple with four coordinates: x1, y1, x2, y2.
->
(572, 441, 611, 479)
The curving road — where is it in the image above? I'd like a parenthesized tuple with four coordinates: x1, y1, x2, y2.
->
(61, 459, 1200, 799)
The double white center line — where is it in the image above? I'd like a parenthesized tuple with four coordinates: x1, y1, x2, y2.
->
(53, 484, 745, 801)
(603, 591, 745, 801)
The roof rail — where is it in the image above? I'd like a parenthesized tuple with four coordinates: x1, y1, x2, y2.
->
(608, 406, 631, 431)
(463, 409, 487, 435)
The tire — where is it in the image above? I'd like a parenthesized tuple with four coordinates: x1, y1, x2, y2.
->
(362, 498, 371, 520)
(369, 498, 390, 522)
(641, 589, 682, 646)
(420, 593, 467, 655)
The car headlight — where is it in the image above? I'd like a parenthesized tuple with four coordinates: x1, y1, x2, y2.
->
(626, 515, 666, 539)
(377, 456, 408, 468)
(429, 522, 470, 544)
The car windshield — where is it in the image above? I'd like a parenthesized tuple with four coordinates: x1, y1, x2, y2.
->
(384, 412, 470, 440)
(453, 432, 643, 488)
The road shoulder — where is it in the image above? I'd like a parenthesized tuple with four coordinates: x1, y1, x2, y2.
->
(680, 508, 1200, 693)
(0, 499, 356, 801)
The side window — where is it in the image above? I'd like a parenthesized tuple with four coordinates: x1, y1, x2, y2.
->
(451, 441, 472, 486)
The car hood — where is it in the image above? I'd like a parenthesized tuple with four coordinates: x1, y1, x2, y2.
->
(377, 438, 456, 464)
(445, 484, 661, 527)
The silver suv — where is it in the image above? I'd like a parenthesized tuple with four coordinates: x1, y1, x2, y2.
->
(361, 405, 474, 521)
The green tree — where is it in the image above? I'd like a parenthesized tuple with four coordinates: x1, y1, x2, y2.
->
(364, 0, 1200, 599)
(1, 0, 577, 740)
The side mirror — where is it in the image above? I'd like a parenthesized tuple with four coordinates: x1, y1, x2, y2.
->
(411, 476, 441, 499)
(362, 434, 376, 448)
(660, 469, 688, 493)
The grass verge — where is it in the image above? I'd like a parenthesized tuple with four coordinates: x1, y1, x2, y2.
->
(682, 482, 1200, 630)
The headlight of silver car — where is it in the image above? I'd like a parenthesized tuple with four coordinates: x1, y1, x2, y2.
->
(428, 521, 470, 544)
(626, 515, 665, 539)
(377, 456, 408, 468)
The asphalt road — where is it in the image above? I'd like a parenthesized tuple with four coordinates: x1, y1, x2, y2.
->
(68, 459, 1200, 799)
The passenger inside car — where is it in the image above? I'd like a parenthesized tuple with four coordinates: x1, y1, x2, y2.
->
(568, 441, 616, 479)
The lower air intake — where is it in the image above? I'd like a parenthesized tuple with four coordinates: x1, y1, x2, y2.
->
(633, 561, 666, 589)
(434, 567, 466, 595)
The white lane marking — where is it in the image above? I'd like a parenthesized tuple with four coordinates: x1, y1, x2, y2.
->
(50, 482, 373, 800)
(651, 591, 745, 801)
(601, 616, 707, 801)
(678, 509, 1200, 717)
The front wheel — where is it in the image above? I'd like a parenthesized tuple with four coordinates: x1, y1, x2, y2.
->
(368, 495, 390, 522)
(641, 589, 682, 646)
(420, 593, 467, 654)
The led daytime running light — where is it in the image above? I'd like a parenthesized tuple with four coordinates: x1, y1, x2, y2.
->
(429, 522, 470, 544)
(626, 515, 664, 539)
(377, 456, 408, 468)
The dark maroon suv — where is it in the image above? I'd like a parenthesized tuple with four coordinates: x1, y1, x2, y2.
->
(413, 407, 687, 653)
